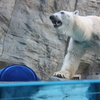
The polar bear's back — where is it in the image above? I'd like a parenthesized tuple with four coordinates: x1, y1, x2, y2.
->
(87, 16, 100, 35)
(75, 15, 100, 40)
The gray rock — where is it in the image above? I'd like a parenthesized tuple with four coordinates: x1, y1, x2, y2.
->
(48, 76, 68, 81)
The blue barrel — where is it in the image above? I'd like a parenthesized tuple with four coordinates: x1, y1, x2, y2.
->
(0, 65, 41, 81)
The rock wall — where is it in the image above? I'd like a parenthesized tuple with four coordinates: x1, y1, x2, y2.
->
(0, 0, 100, 80)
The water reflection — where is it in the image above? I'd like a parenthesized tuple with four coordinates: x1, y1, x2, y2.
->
(0, 81, 100, 100)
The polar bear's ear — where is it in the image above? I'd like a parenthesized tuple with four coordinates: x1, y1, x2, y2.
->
(73, 10, 79, 15)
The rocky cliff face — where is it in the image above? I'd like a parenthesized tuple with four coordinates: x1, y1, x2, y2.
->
(0, 0, 100, 80)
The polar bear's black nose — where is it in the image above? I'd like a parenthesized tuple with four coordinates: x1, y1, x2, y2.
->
(49, 15, 55, 20)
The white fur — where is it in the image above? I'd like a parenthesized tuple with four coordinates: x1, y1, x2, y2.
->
(52, 10, 100, 79)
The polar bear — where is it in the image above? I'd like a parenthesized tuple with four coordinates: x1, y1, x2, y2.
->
(49, 10, 100, 79)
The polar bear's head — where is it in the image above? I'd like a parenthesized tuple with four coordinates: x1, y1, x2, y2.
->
(49, 10, 79, 29)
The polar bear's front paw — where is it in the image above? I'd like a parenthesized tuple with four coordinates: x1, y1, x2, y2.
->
(53, 70, 70, 79)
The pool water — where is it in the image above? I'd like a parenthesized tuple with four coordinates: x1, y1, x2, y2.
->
(0, 80, 100, 100)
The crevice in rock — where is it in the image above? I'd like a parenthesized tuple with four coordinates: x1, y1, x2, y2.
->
(74, 0, 78, 11)
(0, 15, 9, 27)
(54, 0, 58, 10)
(64, 36, 70, 56)
(46, 44, 51, 58)
(24, 23, 33, 32)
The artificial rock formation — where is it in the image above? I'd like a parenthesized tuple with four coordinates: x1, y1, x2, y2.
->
(0, 0, 100, 80)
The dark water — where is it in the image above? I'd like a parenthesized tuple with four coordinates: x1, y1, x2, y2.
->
(0, 81, 100, 100)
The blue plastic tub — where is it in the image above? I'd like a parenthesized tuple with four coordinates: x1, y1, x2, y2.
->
(0, 80, 100, 100)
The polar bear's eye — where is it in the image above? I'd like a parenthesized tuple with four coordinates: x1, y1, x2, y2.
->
(60, 12, 64, 14)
